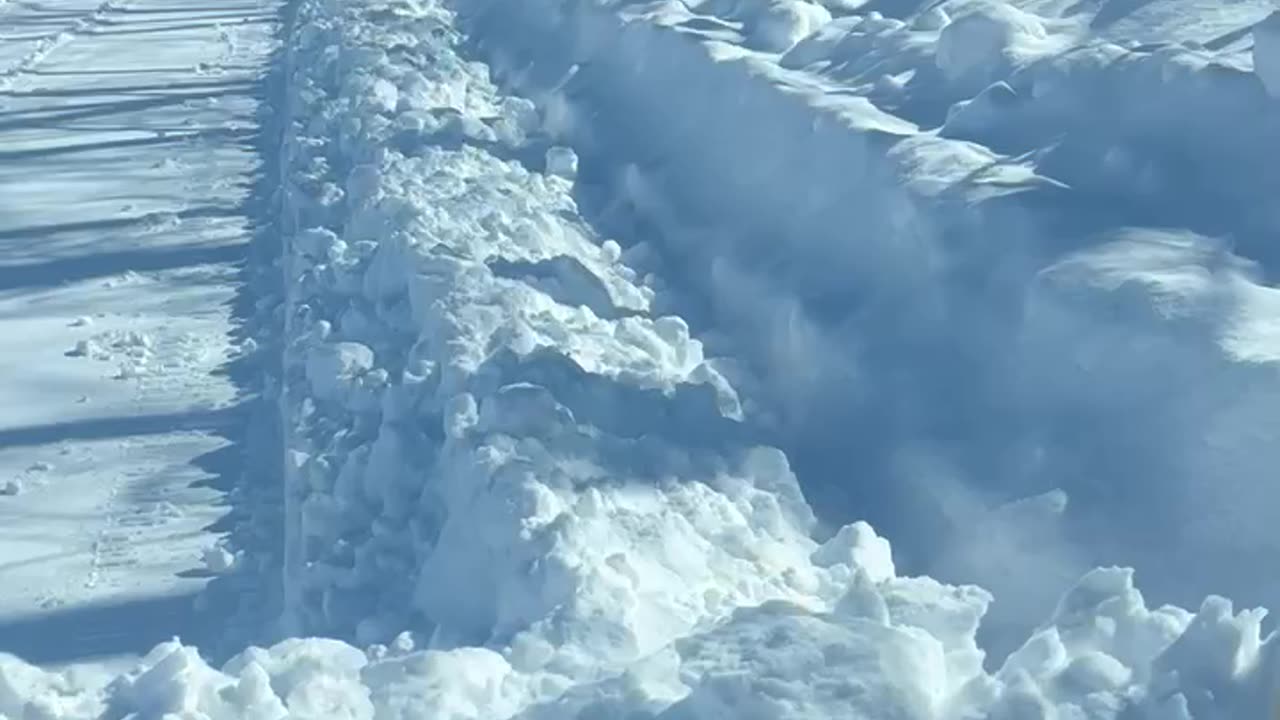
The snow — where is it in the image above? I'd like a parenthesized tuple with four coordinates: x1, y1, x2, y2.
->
(5, 567, 1279, 718)
(0, 0, 282, 663)
(1257, 11, 1280, 98)
(464, 0, 1280, 639)
(1, 0, 1279, 716)
(544, 146, 579, 181)
(934, 2, 1061, 89)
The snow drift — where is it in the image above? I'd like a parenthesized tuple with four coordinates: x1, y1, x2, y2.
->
(2, 0, 1280, 717)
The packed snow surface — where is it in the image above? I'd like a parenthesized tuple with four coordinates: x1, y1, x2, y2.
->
(0, 0, 282, 664)
(2, 0, 1280, 717)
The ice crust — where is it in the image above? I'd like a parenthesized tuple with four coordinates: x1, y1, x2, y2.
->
(3, 0, 1280, 717)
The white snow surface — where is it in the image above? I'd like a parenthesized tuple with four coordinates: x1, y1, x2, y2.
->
(2, 0, 1280, 717)
(463, 0, 1280, 639)
(0, 0, 282, 664)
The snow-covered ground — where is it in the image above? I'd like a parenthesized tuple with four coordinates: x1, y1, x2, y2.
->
(2, 0, 1280, 717)
(0, 0, 280, 664)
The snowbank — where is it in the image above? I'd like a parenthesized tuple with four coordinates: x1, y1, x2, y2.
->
(461, 0, 1280, 637)
(273, 0, 805, 658)
(6, 565, 1280, 718)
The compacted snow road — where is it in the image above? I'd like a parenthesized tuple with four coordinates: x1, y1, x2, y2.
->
(0, 0, 279, 664)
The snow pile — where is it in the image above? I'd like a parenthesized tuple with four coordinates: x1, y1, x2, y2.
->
(463, 0, 1280, 641)
(934, 2, 1061, 90)
(0, 654, 109, 719)
(687, 0, 834, 52)
(6, 563, 1280, 718)
(270, 8, 996, 711)
(275, 0, 793, 654)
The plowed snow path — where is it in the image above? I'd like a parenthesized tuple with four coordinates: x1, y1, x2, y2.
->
(0, 0, 279, 665)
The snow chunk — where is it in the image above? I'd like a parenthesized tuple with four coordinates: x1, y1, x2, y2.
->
(545, 146, 578, 180)
(68, 339, 101, 357)
(107, 642, 243, 719)
(370, 78, 399, 115)
(600, 239, 622, 264)
(444, 392, 480, 440)
(0, 654, 108, 718)
(811, 521, 895, 582)
(935, 2, 1050, 87)
(294, 228, 342, 261)
(913, 6, 950, 32)
(749, 0, 834, 53)
(203, 544, 239, 574)
(306, 342, 374, 400)
(476, 383, 575, 437)
(1255, 12, 1280, 99)
(669, 601, 947, 719)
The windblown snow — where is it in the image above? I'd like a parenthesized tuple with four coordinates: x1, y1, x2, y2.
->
(2, 0, 1279, 717)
